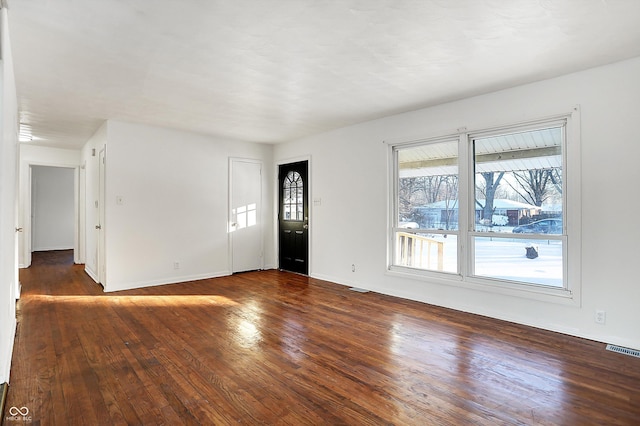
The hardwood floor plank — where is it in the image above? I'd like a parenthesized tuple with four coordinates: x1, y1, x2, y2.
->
(5, 250, 640, 425)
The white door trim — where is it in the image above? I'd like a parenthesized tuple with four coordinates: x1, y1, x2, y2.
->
(21, 162, 80, 268)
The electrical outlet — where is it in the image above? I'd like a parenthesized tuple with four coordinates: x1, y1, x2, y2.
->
(595, 310, 606, 324)
(173, 262, 180, 270)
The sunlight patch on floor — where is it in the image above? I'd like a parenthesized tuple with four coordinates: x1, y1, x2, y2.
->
(26, 294, 239, 307)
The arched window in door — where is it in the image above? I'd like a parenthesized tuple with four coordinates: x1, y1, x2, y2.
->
(283, 171, 304, 221)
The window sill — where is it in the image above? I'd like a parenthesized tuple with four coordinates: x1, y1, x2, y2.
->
(386, 265, 579, 306)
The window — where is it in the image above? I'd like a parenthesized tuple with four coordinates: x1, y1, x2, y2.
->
(390, 111, 579, 299)
(395, 139, 459, 273)
(283, 171, 304, 221)
(472, 126, 563, 287)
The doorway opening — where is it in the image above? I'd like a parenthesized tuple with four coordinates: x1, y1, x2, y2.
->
(29, 165, 77, 257)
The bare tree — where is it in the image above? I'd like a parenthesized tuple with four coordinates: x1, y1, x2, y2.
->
(508, 169, 557, 207)
(398, 177, 421, 220)
(549, 168, 562, 195)
(476, 172, 504, 223)
(424, 175, 445, 204)
(399, 175, 458, 227)
(399, 176, 441, 223)
(441, 175, 459, 230)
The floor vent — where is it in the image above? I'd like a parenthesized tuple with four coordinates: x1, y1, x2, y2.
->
(606, 344, 640, 358)
(348, 287, 369, 293)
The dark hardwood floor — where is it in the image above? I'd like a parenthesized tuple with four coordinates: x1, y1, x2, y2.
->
(5, 250, 640, 425)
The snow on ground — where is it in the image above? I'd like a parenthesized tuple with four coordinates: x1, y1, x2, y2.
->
(473, 237, 562, 287)
(412, 232, 563, 287)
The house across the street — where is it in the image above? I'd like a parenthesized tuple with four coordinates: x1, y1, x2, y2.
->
(417, 198, 541, 228)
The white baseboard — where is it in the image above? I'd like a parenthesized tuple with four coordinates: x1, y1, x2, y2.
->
(310, 272, 360, 289)
(85, 266, 99, 283)
(104, 271, 232, 293)
(32, 246, 74, 252)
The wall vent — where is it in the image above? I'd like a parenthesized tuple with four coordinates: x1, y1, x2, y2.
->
(606, 344, 640, 358)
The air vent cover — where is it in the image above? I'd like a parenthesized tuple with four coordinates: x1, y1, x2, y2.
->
(606, 344, 640, 358)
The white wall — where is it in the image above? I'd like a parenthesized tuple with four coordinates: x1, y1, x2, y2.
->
(274, 56, 640, 350)
(0, 5, 19, 383)
(82, 120, 274, 292)
(31, 166, 75, 251)
(18, 145, 81, 267)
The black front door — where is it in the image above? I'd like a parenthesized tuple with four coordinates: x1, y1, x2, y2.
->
(278, 161, 308, 274)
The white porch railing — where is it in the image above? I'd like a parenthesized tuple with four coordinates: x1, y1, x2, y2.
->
(396, 232, 444, 271)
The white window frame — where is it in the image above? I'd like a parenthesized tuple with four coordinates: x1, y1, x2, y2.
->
(387, 107, 581, 306)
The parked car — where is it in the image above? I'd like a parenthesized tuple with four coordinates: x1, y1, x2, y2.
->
(512, 218, 562, 234)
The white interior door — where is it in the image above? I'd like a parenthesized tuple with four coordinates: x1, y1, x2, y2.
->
(97, 148, 106, 284)
(78, 162, 86, 264)
(230, 159, 262, 273)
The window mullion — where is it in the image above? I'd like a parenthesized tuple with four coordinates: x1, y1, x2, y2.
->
(457, 130, 470, 277)
(389, 146, 399, 267)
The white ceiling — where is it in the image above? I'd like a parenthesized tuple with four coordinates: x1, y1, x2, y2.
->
(9, 0, 640, 149)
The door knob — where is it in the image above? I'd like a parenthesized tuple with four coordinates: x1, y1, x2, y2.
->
(15, 227, 23, 232)
(303, 224, 309, 229)
(95, 225, 102, 230)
